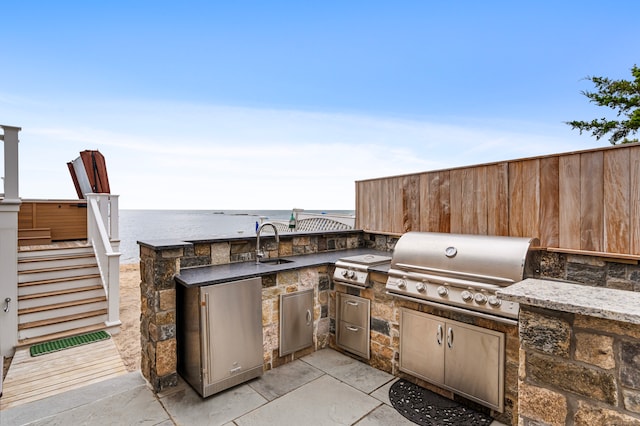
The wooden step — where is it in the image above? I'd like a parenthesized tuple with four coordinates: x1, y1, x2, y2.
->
(18, 266, 99, 284)
(18, 284, 104, 301)
(18, 274, 101, 291)
(18, 236, 52, 246)
(18, 309, 108, 330)
(16, 324, 109, 348)
(18, 297, 107, 315)
(18, 254, 98, 272)
(18, 228, 52, 247)
(19, 299, 108, 325)
(18, 243, 92, 258)
(18, 252, 95, 264)
(18, 263, 98, 275)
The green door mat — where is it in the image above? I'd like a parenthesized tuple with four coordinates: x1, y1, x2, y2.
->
(30, 331, 111, 357)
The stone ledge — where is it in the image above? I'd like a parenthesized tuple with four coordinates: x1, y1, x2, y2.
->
(498, 279, 640, 324)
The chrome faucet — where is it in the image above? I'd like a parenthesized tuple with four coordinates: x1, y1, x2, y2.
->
(256, 222, 279, 264)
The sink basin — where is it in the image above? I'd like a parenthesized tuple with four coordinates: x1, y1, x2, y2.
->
(259, 258, 294, 265)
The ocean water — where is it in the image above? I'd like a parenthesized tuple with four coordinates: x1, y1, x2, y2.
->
(118, 209, 354, 264)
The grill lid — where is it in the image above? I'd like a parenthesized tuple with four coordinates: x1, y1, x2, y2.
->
(390, 232, 539, 286)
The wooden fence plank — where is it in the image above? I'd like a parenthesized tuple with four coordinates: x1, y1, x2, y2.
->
(631, 147, 640, 253)
(521, 159, 541, 239)
(438, 171, 451, 233)
(539, 156, 559, 248)
(450, 169, 463, 233)
(604, 149, 630, 253)
(486, 163, 509, 236)
(460, 168, 475, 233)
(580, 151, 604, 251)
(508, 161, 524, 237)
(474, 166, 488, 235)
(559, 154, 581, 250)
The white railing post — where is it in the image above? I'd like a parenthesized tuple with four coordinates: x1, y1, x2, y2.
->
(86, 193, 121, 328)
(109, 195, 119, 241)
(0, 125, 21, 203)
(0, 125, 21, 357)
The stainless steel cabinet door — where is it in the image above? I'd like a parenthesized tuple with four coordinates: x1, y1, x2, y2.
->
(399, 308, 445, 384)
(203, 278, 263, 386)
(279, 289, 314, 356)
(444, 321, 504, 411)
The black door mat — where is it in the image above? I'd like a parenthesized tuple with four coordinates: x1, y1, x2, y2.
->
(389, 379, 494, 425)
(30, 330, 111, 357)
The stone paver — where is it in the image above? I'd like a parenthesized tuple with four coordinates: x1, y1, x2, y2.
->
(234, 375, 381, 426)
(158, 379, 266, 426)
(248, 359, 324, 401)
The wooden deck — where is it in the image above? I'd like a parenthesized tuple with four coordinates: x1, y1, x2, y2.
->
(0, 338, 127, 410)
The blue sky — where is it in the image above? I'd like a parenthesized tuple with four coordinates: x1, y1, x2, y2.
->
(1, 1, 637, 209)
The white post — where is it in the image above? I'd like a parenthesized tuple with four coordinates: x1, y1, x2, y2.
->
(0, 125, 21, 357)
(1, 125, 21, 203)
(109, 195, 119, 241)
(105, 252, 120, 327)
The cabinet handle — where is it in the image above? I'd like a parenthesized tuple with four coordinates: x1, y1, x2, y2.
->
(306, 309, 312, 326)
(346, 300, 359, 306)
(436, 324, 443, 345)
(203, 293, 211, 381)
(447, 327, 453, 349)
(346, 326, 359, 332)
(3, 297, 10, 313)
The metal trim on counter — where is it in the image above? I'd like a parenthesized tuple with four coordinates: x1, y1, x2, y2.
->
(386, 292, 518, 326)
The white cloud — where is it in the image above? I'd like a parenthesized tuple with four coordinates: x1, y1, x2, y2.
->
(3, 96, 604, 210)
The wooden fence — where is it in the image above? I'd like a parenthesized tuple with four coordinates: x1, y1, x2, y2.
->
(356, 143, 640, 258)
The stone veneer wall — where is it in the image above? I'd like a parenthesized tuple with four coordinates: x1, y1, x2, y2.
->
(517, 306, 640, 425)
(539, 251, 640, 291)
(139, 232, 362, 392)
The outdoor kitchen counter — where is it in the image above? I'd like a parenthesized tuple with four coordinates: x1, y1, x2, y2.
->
(175, 248, 390, 287)
(497, 278, 640, 325)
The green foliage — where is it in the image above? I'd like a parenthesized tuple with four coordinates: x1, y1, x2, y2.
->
(566, 65, 640, 145)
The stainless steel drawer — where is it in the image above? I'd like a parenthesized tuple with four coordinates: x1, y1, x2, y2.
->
(337, 321, 369, 358)
(338, 294, 369, 327)
(336, 292, 370, 359)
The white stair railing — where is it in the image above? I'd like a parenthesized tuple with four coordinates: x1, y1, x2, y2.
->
(86, 193, 121, 327)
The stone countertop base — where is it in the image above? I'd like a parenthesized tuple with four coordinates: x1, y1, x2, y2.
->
(497, 278, 640, 325)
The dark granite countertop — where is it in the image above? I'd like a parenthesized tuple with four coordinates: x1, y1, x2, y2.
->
(175, 248, 392, 287)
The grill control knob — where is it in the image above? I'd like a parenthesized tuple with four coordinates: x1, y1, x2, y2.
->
(488, 296, 502, 307)
(415, 282, 426, 292)
(437, 286, 449, 297)
(348, 271, 357, 279)
(474, 293, 488, 305)
(396, 279, 407, 289)
(341, 270, 349, 278)
(461, 290, 473, 302)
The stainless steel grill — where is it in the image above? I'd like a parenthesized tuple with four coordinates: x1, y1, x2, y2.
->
(385, 232, 539, 320)
(333, 254, 392, 289)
